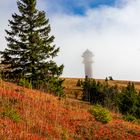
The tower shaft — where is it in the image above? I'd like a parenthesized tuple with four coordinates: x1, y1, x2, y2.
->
(84, 62, 93, 78)
(82, 49, 93, 78)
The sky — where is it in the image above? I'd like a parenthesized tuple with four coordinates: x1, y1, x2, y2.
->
(1, 0, 140, 81)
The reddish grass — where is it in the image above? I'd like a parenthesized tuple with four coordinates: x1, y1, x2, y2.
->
(0, 79, 140, 139)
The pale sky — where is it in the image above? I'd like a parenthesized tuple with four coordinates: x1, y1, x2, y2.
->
(0, 0, 140, 81)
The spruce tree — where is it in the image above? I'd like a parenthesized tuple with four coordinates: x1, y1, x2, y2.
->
(0, 0, 64, 95)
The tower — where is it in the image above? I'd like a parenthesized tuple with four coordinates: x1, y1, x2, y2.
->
(82, 49, 93, 78)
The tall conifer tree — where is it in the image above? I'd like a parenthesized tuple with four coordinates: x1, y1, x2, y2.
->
(0, 0, 64, 95)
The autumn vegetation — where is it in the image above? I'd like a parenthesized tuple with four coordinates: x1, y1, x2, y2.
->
(1, 79, 140, 139)
(1, 0, 140, 139)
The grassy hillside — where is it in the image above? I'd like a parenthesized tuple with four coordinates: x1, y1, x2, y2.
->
(1, 79, 140, 139)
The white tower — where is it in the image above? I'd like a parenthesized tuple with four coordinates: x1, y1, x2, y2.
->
(82, 49, 93, 78)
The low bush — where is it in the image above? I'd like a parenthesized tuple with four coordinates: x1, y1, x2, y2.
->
(76, 79, 82, 87)
(117, 82, 138, 117)
(89, 104, 112, 123)
(18, 78, 32, 89)
(1, 107, 21, 122)
(123, 114, 137, 122)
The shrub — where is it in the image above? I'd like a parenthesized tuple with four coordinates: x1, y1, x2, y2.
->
(135, 94, 140, 118)
(123, 114, 137, 122)
(1, 107, 21, 122)
(18, 78, 32, 89)
(89, 104, 112, 123)
(105, 77, 108, 82)
(76, 79, 82, 87)
(109, 76, 113, 81)
(47, 77, 65, 97)
(117, 82, 138, 116)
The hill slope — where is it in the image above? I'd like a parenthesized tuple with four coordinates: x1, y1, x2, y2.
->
(0, 80, 140, 139)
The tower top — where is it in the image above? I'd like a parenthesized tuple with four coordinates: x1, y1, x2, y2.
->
(82, 49, 93, 64)
(82, 49, 93, 58)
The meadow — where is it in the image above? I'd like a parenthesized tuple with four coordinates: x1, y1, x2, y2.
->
(0, 78, 140, 139)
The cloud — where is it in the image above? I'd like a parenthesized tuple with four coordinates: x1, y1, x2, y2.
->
(49, 0, 140, 80)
